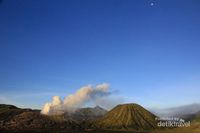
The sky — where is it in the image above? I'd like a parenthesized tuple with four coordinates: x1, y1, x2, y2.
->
(0, 0, 200, 109)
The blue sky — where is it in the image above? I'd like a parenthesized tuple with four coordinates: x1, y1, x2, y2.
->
(0, 0, 200, 109)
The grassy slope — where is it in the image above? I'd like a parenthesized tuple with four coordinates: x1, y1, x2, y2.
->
(95, 103, 157, 131)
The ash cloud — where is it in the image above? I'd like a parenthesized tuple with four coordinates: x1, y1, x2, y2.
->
(41, 83, 116, 115)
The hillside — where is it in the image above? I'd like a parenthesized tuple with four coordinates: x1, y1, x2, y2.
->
(71, 106, 107, 121)
(0, 104, 81, 132)
(0, 104, 33, 122)
(95, 103, 157, 131)
(192, 111, 200, 122)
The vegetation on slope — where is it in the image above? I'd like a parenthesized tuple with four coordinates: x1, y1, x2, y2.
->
(95, 103, 157, 131)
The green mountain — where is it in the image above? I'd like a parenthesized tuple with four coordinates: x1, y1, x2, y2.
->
(94, 103, 157, 131)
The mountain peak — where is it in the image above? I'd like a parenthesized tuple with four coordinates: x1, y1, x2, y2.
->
(95, 103, 157, 131)
(94, 105, 101, 108)
(117, 103, 141, 107)
(94, 105, 104, 109)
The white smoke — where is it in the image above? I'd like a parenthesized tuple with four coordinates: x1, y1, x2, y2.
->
(41, 96, 63, 115)
(41, 83, 111, 115)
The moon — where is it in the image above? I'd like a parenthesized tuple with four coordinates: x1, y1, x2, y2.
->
(150, 2, 154, 6)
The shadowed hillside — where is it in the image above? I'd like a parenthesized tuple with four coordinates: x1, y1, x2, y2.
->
(0, 104, 35, 122)
(0, 104, 81, 132)
(193, 111, 200, 122)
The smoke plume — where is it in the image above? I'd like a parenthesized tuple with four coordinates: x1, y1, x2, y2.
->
(41, 83, 111, 115)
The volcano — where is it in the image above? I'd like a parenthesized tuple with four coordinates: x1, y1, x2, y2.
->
(95, 103, 157, 131)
